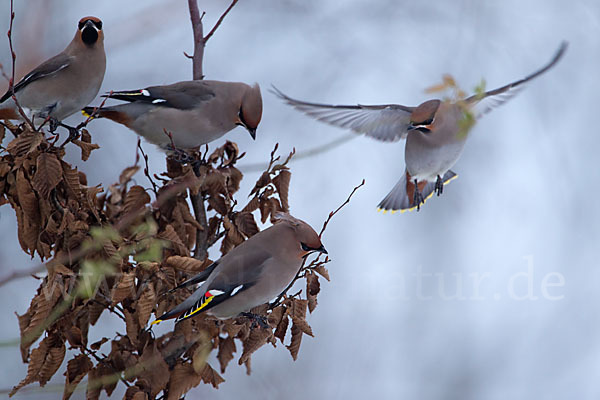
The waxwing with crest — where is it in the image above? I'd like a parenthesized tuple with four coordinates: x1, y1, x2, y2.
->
(83, 80, 263, 149)
(0, 16, 106, 125)
(273, 42, 567, 212)
(152, 213, 326, 324)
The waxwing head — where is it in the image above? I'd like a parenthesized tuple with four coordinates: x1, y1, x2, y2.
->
(77, 16, 103, 47)
(409, 99, 441, 133)
(238, 83, 262, 140)
(274, 213, 327, 257)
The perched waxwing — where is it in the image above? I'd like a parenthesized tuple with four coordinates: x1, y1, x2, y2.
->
(274, 42, 567, 212)
(0, 17, 106, 127)
(83, 80, 263, 149)
(152, 213, 326, 324)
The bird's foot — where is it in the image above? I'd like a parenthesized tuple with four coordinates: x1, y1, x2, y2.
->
(413, 179, 425, 211)
(241, 312, 269, 329)
(166, 145, 195, 165)
(59, 124, 81, 147)
(48, 117, 60, 133)
(435, 175, 444, 196)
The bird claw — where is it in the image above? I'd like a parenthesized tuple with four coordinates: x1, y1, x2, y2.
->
(435, 175, 444, 196)
(413, 179, 425, 211)
(166, 146, 195, 164)
(241, 312, 269, 329)
(59, 125, 81, 147)
(48, 117, 60, 133)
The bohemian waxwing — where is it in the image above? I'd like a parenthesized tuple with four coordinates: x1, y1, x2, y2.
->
(273, 42, 567, 212)
(0, 17, 106, 127)
(152, 213, 326, 324)
(83, 80, 263, 149)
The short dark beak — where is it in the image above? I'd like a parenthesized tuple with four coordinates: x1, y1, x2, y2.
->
(84, 20, 96, 30)
(317, 245, 328, 254)
(407, 124, 416, 131)
(247, 127, 256, 140)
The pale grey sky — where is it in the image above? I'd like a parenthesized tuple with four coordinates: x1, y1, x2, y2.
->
(1, 1, 598, 399)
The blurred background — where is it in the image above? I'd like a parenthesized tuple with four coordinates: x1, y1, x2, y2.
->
(1, 0, 598, 398)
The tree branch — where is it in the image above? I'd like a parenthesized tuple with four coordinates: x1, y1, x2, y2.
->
(186, 0, 240, 260)
(270, 179, 365, 309)
(187, 0, 205, 80)
(319, 179, 365, 238)
(204, 0, 239, 43)
(6, 0, 35, 130)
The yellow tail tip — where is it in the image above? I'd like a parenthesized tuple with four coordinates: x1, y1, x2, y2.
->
(81, 109, 92, 118)
(150, 319, 162, 326)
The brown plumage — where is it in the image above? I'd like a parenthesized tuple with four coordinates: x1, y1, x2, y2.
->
(274, 42, 568, 212)
(83, 80, 263, 149)
(0, 17, 106, 124)
(152, 213, 327, 324)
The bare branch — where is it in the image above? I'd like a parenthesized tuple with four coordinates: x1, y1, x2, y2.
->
(7, 0, 35, 130)
(204, 0, 239, 43)
(320, 179, 365, 238)
(270, 179, 365, 309)
(191, 190, 209, 260)
(187, 0, 205, 80)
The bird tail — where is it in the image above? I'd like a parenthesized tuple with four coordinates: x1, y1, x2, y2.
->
(377, 170, 457, 213)
(82, 106, 133, 125)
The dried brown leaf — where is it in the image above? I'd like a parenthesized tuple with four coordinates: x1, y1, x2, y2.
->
(286, 323, 303, 361)
(272, 169, 291, 212)
(314, 265, 331, 281)
(90, 337, 109, 351)
(111, 271, 135, 304)
(119, 165, 140, 186)
(165, 255, 210, 273)
(200, 363, 225, 389)
(251, 171, 271, 196)
(72, 129, 99, 161)
(124, 308, 140, 348)
(159, 224, 189, 256)
(137, 284, 156, 327)
(306, 272, 320, 313)
(63, 353, 92, 400)
(217, 336, 236, 373)
(167, 362, 202, 400)
(238, 328, 272, 365)
(274, 313, 289, 344)
(65, 325, 84, 348)
(10, 335, 50, 396)
(242, 196, 260, 213)
(123, 185, 150, 215)
(233, 211, 259, 238)
(138, 340, 170, 397)
(32, 152, 62, 199)
(6, 129, 43, 157)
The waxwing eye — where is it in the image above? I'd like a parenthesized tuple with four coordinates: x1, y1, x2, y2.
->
(301, 242, 310, 251)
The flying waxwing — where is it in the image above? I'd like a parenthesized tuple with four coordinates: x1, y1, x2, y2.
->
(83, 80, 263, 149)
(0, 17, 106, 128)
(152, 213, 327, 324)
(273, 42, 567, 212)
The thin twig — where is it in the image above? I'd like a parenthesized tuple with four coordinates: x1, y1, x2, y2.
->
(7, 0, 35, 129)
(319, 179, 365, 238)
(204, 0, 239, 42)
(137, 138, 158, 195)
(187, 0, 205, 80)
(270, 179, 365, 309)
(238, 134, 357, 173)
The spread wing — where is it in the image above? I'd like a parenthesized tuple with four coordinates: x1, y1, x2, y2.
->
(466, 41, 568, 118)
(152, 246, 272, 324)
(105, 81, 216, 110)
(0, 53, 72, 103)
(272, 86, 415, 142)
